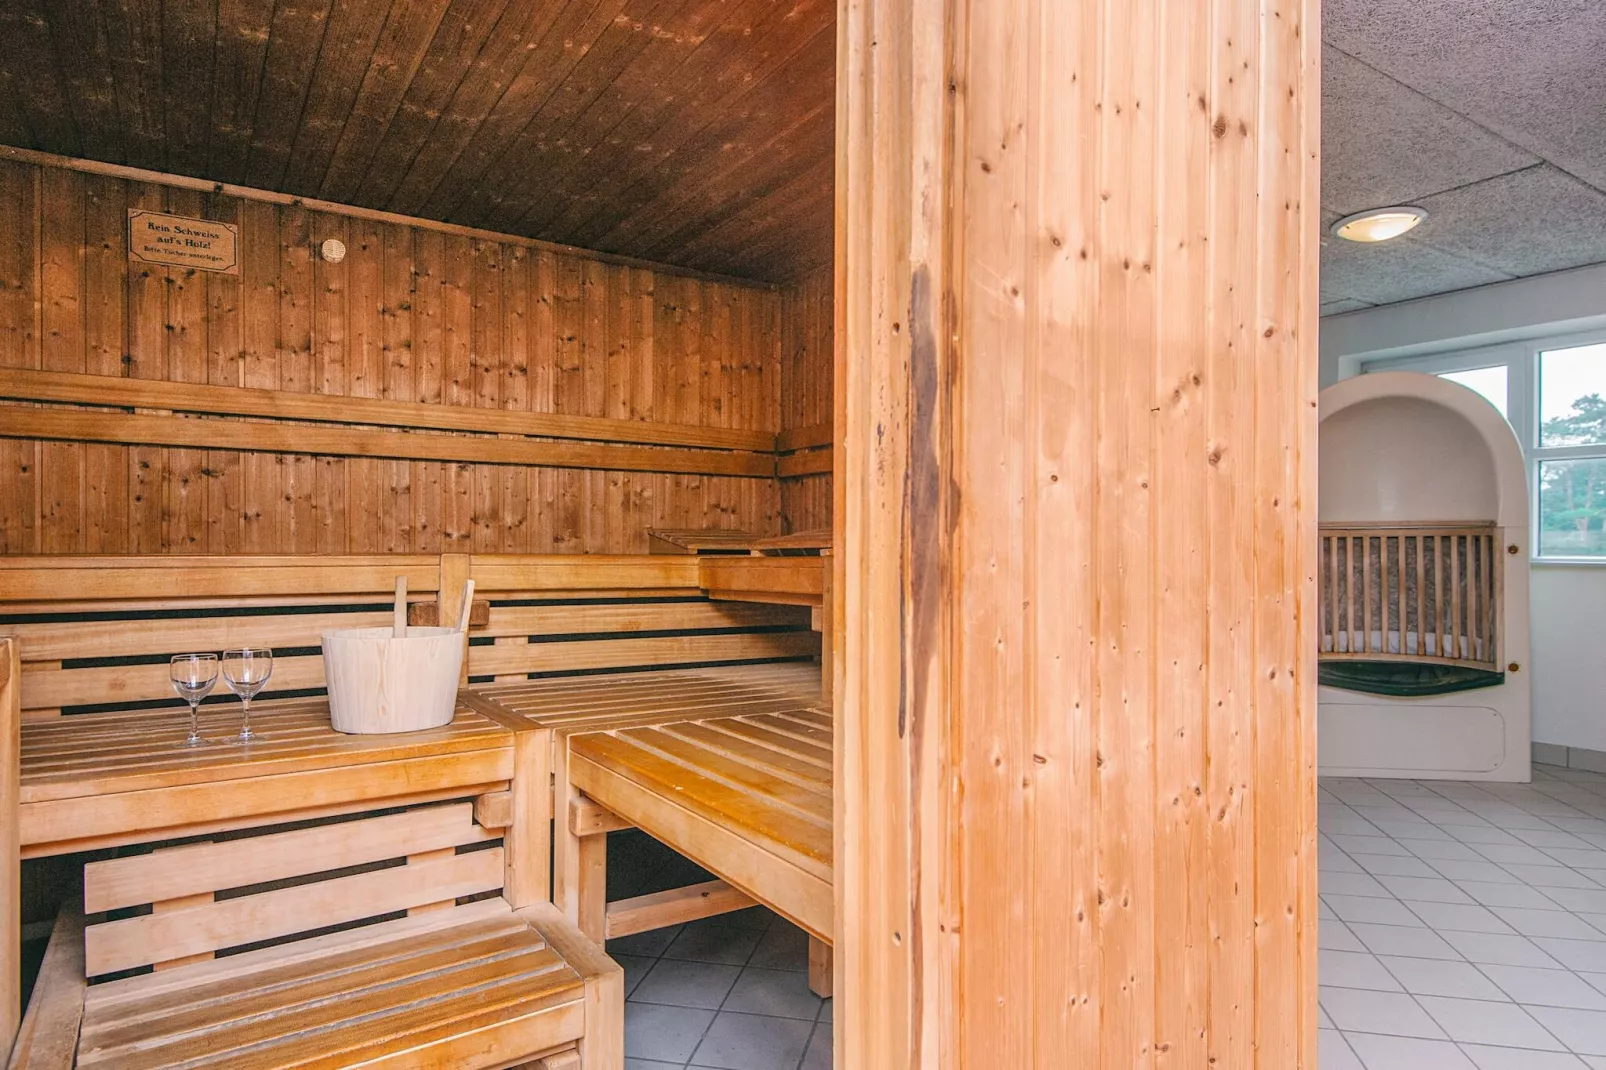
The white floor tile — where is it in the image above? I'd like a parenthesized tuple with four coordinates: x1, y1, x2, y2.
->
(1320, 987, 1446, 1039)
(1528, 1005, 1606, 1057)
(1379, 957, 1509, 1001)
(1341, 1032, 1476, 1069)
(1327, 894, 1430, 927)
(1414, 995, 1566, 1050)
(1323, 919, 1371, 953)
(1458, 882, 1565, 910)
(1492, 907, 1606, 942)
(1461, 1047, 1588, 1070)
(1535, 939, 1606, 973)
(1380, 876, 1476, 904)
(1320, 1028, 1365, 1070)
(1505, 866, 1606, 891)
(1548, 850, 1606, 870)
(1325, 872, 1397, 898)
(1334, 835, 1414, 857)
(1440, 931, 1564, 969)
(1406, 901, 1518, 935)
(1322, 951, 1405, 992)
(1355, 854, 1443, 879)
(1410, 841, 1489, 863)
(1349, 923, 1464, 961)
(1480, 963, 1606, 1010)
(1429, 859, 1524, 884)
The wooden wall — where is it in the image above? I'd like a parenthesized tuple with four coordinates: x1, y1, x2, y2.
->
(835, 0, 1320, 1066)
(0, 157, 783, 555)
(778, 264, 833, 533)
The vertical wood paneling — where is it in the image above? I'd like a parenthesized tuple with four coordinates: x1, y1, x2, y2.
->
(779, 263, 833, 533)
(0, 159, 784, 554)
(836, 0, 1320, 1066)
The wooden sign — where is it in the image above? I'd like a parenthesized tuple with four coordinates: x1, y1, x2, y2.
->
(127, 210, 239, 274)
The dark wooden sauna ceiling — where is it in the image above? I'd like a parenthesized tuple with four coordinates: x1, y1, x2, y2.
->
(0, 0, 836, 283)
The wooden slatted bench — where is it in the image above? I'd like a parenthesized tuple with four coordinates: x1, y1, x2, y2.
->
(463, 664, 823, 942)
(10, 800, 620, 1070)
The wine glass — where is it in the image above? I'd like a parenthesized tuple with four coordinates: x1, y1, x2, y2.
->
(221, 647, 273, 743)
(169, 653, 218, 747)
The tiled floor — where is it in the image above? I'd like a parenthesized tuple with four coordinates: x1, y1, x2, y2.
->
(609, 904, 831, 1069)
(1321, 762, 1606, 1068)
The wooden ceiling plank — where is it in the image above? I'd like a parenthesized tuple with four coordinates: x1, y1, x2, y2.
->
(205, 0, 276, 184)
(36, 0, 123, 163)
(316, 0, 454, 204)
(349, 0, 510, 209)
(0, 1, 81, 153)
(387, 0, 619, 218)
(98, 0, 167, 170)
(688, 175, 835, 283)
(242, 0, 336, 190)
(412, 0, 638, 221)
(160, 0, 219, 177)
(450, 0, 711, 234)
(610, 45, 836, 258)
(651, 134, 835, 272)
(278, 0, 398, 193)
(534, 0, 833, 248)
(508, 0, 799, 239)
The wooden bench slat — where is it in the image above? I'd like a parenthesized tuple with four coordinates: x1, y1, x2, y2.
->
(480, 601, 809, 639)
(696, 718, 832, 768)
(616, 727, 832, 824)
(5, 611, 395, 664)
(658, 721, 833, 785)
(78, 941, 577, 1070)
(84, 802, 487, 913)
(465, 630, 819, 677)
(569, 732, 831, 871)
(85, 847, 506, 977)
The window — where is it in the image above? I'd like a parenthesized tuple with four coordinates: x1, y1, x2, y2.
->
(1358, 333, 1606, 562)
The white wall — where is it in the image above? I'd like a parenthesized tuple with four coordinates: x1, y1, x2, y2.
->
(1320, 262, 1606, 753)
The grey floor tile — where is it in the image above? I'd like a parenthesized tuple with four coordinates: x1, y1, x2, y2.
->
(1458, 882, 1564, 910)
(1505, 866, 1606, 891)
(1380, 875, 1476, 904)
(1355, 854, 1442, 879)
(1453, 827, 1525, 847)
(1326, 894, 1429, 928)
(1551, 889, 1606, 913)
(616, 953, 657, 999)
(818, 998, 833, 1023)
(663, 922, 765, 966)
(1322, 919, 1371, 952)
(1379, 956, 1508, 1000)
(611, 924, 686, 958)
(691, 1011, 814, 1070)
(632, 959, 744, 1009)
(627, 1061, 685, 1070)
(1325, 871, 1397, 898)
(1333, 834, 1414, 857)
(626, 1003, 717, 1064)
(722, 966, 826, 1020)
(1410, 840, 1488, 863)
(1341, 1031, 1476, 1068)
(801, 1021, 832, 1070)
(746, 924, 811, 971)
(1429, 860, 1523, 884)
(1414, 994, 1566, 1050)
(1548, 850, 1606, 870)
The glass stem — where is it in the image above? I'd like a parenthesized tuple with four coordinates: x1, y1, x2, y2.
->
(188, 700, 201, 743)
(241, 696, 253, 739)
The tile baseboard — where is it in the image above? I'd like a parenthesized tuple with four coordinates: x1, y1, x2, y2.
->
(1533, 741, 1606, 774)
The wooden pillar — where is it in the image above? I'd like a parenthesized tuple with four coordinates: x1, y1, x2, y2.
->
(1, 635, 18, 1054)
(833, 0, 1320, 1067)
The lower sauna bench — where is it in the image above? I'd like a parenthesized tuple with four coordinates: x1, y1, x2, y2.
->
(9, 801, 621, 1070)
(565, 700, 833, 993)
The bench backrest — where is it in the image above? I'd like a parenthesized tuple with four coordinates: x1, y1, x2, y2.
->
(80, 800, 502, 977)
(0, 554, 820, 721)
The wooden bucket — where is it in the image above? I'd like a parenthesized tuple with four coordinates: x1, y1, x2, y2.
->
(321, 626, 464, 734)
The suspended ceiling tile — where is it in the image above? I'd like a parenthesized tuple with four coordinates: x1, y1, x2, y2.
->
(1324, 0, 1606, 192)
(1321, 46, 1538, 216)
(1413, 164, 1606, 277)
(1320, 298, 1375, 316)
(1320, 235, 1513, 306)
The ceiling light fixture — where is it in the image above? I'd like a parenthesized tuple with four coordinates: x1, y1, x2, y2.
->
(1332, 206, 1427, 243)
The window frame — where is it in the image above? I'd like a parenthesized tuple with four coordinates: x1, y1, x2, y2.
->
(1355, 327, 1606, 565)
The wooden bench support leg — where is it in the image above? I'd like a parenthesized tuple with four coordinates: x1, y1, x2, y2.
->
(520, 903, 624, 1070)
(576, 833, 607, 943)
(7, 907, 85, 1070)
(808, 937, 833, 1000)
(504, 727, 552, 909)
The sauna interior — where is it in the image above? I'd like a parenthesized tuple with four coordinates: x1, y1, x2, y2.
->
(0, 0, 1334, 1068)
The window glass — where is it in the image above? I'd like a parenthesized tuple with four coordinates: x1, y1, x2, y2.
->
(1438, 366, 1508, 419)
(1539, 457, 1606, 558)
(1540, 343, 1606, 447)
